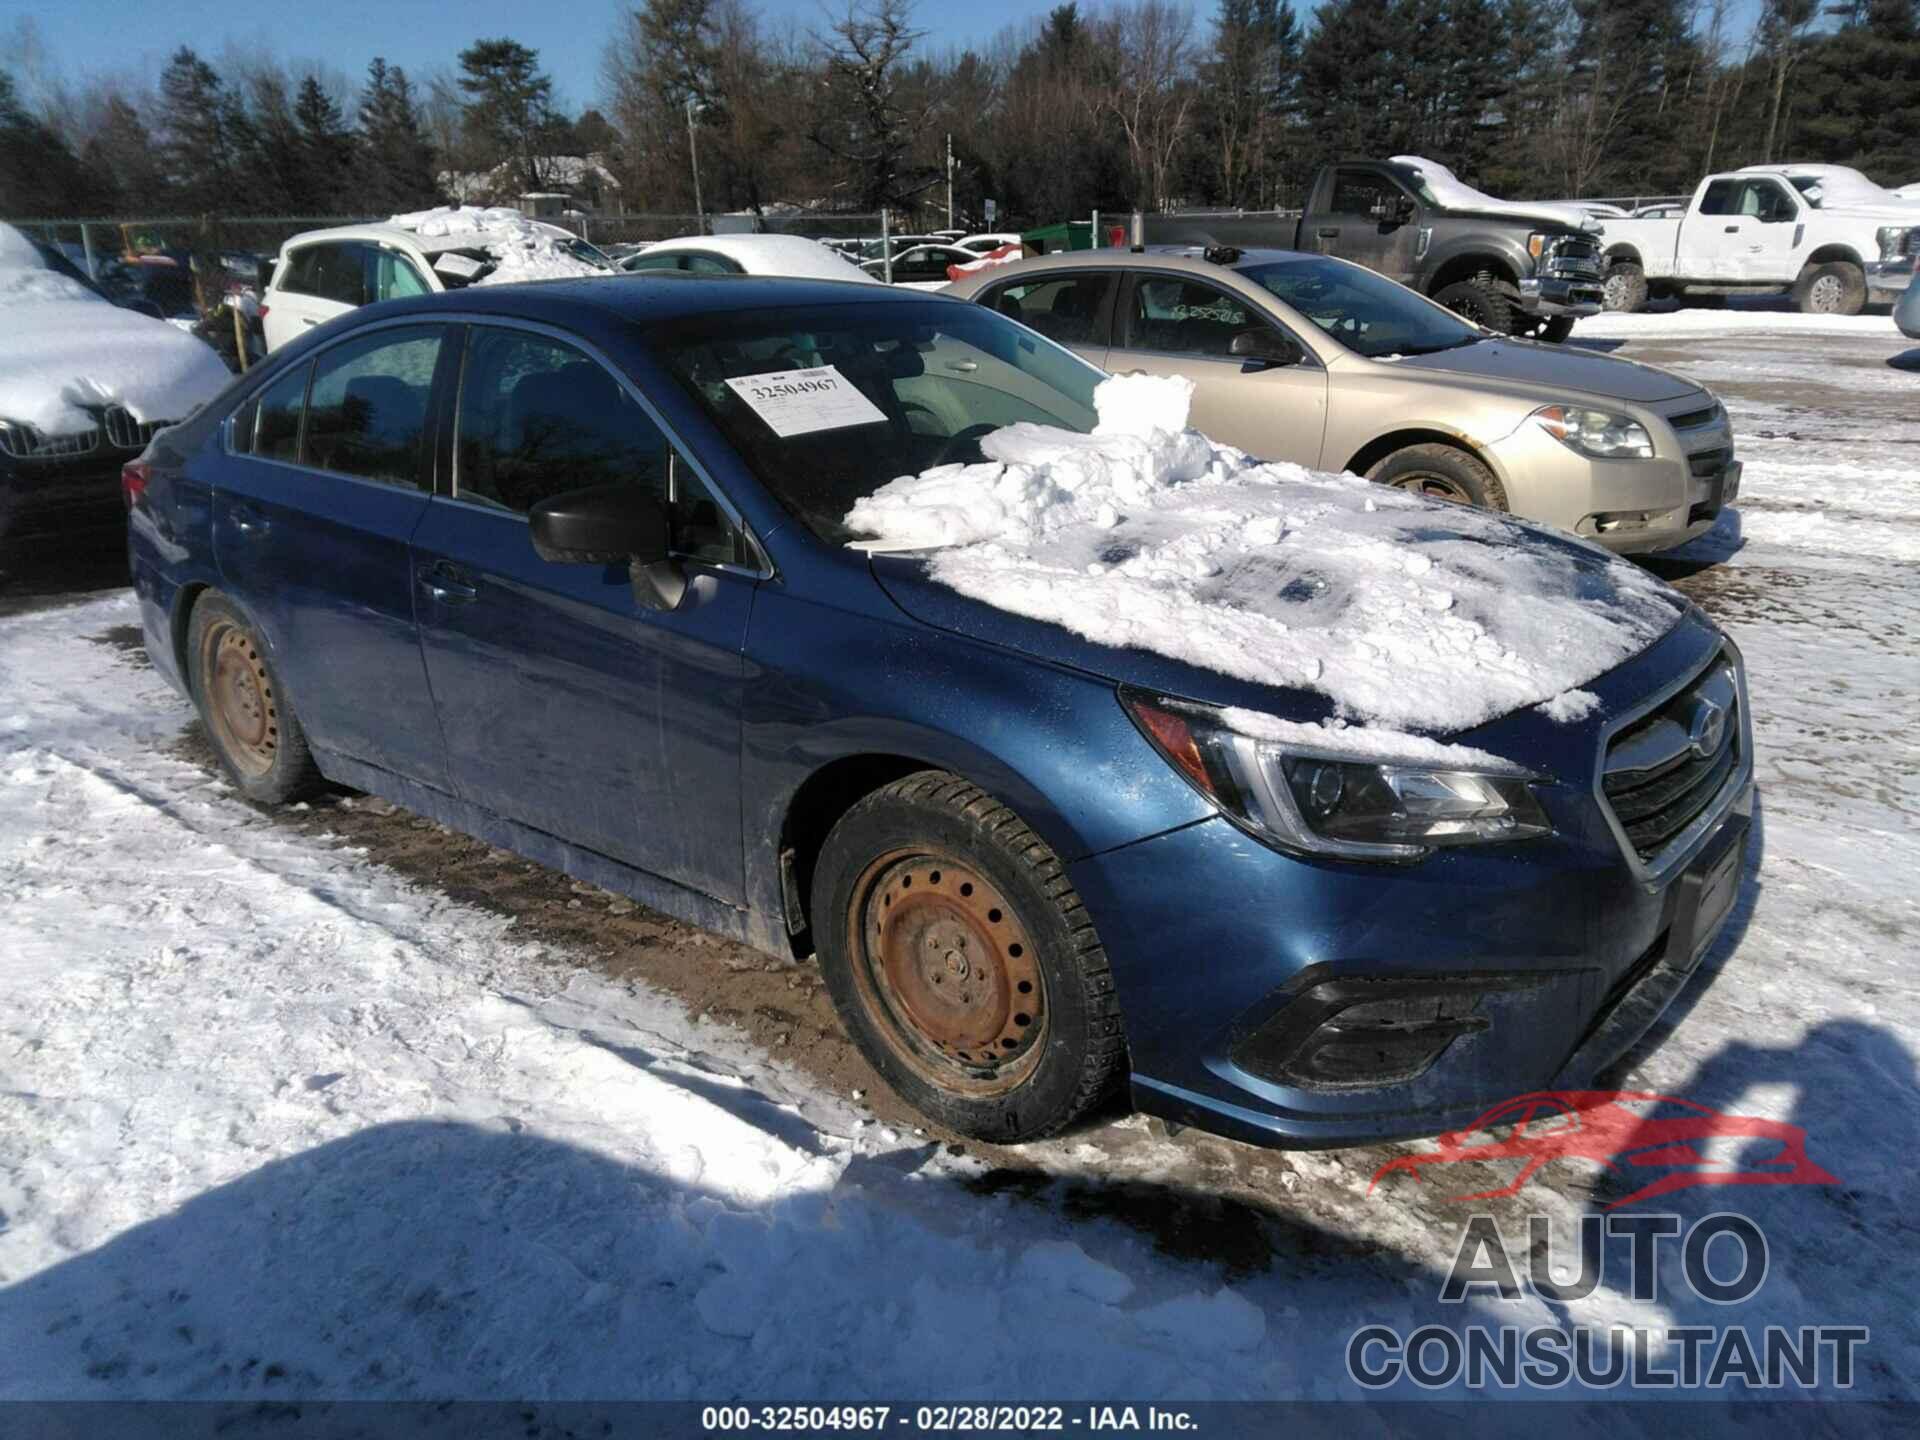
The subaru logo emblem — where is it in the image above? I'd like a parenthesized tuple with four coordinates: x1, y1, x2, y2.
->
(1688, 697, 1728, 759)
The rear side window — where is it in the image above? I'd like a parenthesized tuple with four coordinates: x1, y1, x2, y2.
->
(680, 253, 742, 276)
(370, 248, 432, 300)
(279, 243, 368, 306)
(302, 326, 443, 487)
(252, 363, 309, 463)
(985, 273, 1113, 347)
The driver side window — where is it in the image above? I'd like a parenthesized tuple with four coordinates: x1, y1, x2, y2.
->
(1125, 276, 1278, 360)
(454, 327, 746, 566)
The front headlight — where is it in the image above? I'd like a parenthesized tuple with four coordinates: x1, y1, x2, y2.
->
(1121, 692, 1552, 862)
(1532, 404, 1654, 460)
(1879, 226, 1916, 262)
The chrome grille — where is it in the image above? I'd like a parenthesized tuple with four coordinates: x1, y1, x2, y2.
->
(104, 406, 164, 450)
(0, 421, 101, 461)
(1603, 656, 1741, 865)
(1545, 236, 1603, 281)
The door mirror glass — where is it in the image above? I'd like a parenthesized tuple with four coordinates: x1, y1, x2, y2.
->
(529, 483, 669, 565)
(1229, 328, 1305, 368)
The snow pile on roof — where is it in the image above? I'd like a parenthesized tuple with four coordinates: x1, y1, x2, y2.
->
(1738, 163, 1920, 211)
(387, 206, 607, 285)
(0, 224, 232, 438)
(846, 374, 1682, 736)
(1390, 156, 1598, 230)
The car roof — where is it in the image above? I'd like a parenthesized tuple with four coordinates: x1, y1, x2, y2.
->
(943, 244, 1306, 292)
(277, 222, 483, 257)
(344, 272, 947, 334)
(631, 233, 876, 282)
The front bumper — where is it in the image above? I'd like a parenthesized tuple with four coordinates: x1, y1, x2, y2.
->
(1866, 258, 1913, 302)
(1483, 414, 1738, 555)
(1068, 625, 1753, 1149)
(1517, 276, 1603, 318)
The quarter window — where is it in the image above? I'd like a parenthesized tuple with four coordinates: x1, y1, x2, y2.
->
(302, 326, 442, 487)
(252, 363, 309, 463)
(280, 243, 369, 306)
(456, 328, 743, 564)
(986, 273, 1113, 347)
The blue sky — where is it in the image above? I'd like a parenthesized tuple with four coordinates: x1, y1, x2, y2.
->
(6, 0, 1090, 109)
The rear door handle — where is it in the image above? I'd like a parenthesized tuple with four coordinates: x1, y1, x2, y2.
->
(302, 317, 319, 327)
(418, 563, 479, 604)
(944, 359, 979, 373)
(1723, 225, 1740, 233)
(1316, 228, 1340, 239)
(230, 504, 269, 537)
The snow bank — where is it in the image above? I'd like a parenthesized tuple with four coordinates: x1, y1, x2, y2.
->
(387, 206, 607, 286)
(1577, 307, 1899, 340)
(1390, 156, 1597, 231)
(847, 376, 1681, 736)
(0, 225, 232, 438)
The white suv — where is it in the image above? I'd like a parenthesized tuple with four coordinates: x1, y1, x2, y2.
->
(261, 215, 613, 352)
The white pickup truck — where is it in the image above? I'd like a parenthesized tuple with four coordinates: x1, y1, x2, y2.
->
(1596, 170, 1920, 315)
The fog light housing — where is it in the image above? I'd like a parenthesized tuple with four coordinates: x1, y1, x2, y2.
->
(1231, 975, 1546, 1090)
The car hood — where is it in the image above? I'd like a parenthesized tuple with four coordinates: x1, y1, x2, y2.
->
(1390, 338, 1699, 405)
(0, 280, 232, 438)
(852, 377, 1688, 752)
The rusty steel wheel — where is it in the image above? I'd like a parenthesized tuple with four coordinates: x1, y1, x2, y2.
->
(812, 771, 1127, 1142)
(201, 621, 280, 778)
(185, 590, 322, 805)
(851, 850, 1048, 1096)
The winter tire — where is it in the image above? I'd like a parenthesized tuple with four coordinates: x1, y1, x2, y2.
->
(1794, 260, 1866, 317)
(1367, 443, 1510, 511)
(812, 770, 1126, 1143)
(186, 590, 322, 805)
(1432, 280, 1514, 334)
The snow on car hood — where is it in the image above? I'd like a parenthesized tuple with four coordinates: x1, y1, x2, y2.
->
(847, 374, 1682, 738)
(0, 260, 232, 438)
(1397, 337, 1699, 404)
(1391, 156, 1598, 231)
(386, 207, 608, 285)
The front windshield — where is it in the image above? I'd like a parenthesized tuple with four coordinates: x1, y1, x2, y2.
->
(1239, 256, 1482, 358)
(652, 300, 1101, 544)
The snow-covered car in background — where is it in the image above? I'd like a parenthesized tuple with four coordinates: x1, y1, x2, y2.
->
(862, 243, 976, 290)
(0, 224, 231, 553)
(1597, 170, 1920, 314)
(260, 207, 615, 352)
(617, 233, 878, 282)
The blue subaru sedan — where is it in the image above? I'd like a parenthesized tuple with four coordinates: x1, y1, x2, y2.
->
(127, 277, 1753, 1149)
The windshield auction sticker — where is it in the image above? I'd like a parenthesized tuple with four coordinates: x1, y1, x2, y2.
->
(724, 365, 887, 438)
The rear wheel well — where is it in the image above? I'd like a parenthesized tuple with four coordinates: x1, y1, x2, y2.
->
(1344, 429, 1491, 479)
(1805, 245, 1864, 270)
(780, 754, 944, 956)
(171, 581, 211, 685)
(1426, 253, 1515, 295)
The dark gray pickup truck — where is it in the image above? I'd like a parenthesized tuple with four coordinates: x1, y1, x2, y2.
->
(1144, 159, 1606, 342)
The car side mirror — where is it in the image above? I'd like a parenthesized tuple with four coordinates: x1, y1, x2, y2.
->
(529, 483, 686, 611)
(1230, 329, 1305, 369)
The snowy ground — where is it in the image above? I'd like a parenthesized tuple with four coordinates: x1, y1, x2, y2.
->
(2, 309, 1917, 1411)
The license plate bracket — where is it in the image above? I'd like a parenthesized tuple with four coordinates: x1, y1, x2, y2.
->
(1663, 815, 1748, 972)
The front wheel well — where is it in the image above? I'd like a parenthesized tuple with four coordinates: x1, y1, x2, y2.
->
(1604, 244, 1643, 267)
(1343, 429, 1493, 480)
(778, 753, 947, 956)
(1425, 253, 1516, 295)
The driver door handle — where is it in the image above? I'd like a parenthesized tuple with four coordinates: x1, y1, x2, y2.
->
(1316, 228, 1340, 239)
(944, 359, 979, 373)
(417, 563, 479, 604)
(1723, 225, 1740, 233)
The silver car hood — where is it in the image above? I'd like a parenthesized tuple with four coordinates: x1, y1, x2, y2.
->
(1391, 339, 1699, 404)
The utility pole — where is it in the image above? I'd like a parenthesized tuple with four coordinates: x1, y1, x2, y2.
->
(687, 95, 706, 236)
(945, 133, 953, 231)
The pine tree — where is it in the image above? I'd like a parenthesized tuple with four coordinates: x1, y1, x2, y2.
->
(0, 69, 108, 217)
(357, 59, 440, 211)
(456, 37, 559, 193)
(156, 47, 251, 213)
(294, 76, 356, 211)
